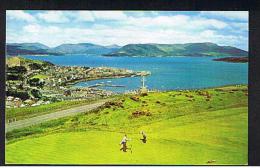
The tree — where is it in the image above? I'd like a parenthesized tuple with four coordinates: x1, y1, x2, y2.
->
(7, 66, 27, 80)
(30, 89, 42, 99)
(28, 78, 45, 87)
(29, 63, 42, 70)
(28, 78, 40, 86)
(7, 66, 27, 74)
(6, 90, 30, 100)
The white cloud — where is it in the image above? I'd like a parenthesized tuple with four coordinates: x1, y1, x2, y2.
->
(126, 15, 227, 30)
(23, 24, 61, 34)
(77, 11, 95, 22)
(92, 11, 128, 20)
(126, 15, 188, 28)
(231, 22, 248, 31)
(36, 11, 127, 23)
(65, 11, 95, 22)
(12, 22, 244, 49)
(200, 30, 215, 37)
(200, 11, 248, 21)
(23, 24, 41, 33)
(6, 10, 36, 22)
(37, 11, 70, 23)
(192, 18, 227, 29)
(6, 11, 248, 50)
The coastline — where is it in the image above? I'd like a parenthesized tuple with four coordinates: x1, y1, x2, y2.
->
(8, 54, 247, 59)
(66, 75, 142, 87)
(157, 83, 248, 93)
(213, 56, 248, 63)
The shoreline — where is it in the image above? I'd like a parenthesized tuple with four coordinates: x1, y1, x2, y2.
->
(160, 83, 248, 92)
(7, 54, 248, 59)
(123, 83, 248, 94)
(213, 56, 248, 63)
(66, 75, 141, 87)
(85, 83, 248, 95)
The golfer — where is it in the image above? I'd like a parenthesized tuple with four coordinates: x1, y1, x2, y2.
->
(140, 131, 147, 143)
(120, 134, 130, 152)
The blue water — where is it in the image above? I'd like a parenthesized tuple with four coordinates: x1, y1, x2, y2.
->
(23, 55, 248, 93)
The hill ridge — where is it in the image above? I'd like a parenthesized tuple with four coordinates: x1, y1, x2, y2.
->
(104, 42, 248, 57)
(6, 42, 248, 57)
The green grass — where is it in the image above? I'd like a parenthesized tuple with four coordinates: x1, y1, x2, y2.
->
(6, 107, 247, 165)
(30, 74, 49, 79)
(6, 98, 100, 121)
(6, 85, 248, 165)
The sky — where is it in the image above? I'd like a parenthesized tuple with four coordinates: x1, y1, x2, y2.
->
(6, 10, 248, 50)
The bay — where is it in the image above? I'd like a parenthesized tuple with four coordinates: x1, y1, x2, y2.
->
(23, 55, 248, 93)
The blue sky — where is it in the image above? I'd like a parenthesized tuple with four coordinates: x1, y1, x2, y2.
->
(6, 11, 248, 50)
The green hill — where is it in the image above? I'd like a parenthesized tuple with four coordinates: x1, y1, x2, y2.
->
(6, 56, 54, 68)
(6, 43, 62, 56)
(51, 43, 118, 54)
(104, 42, 248, 57)
(6, 43, 120, 56)
(6, 85, 248, 165)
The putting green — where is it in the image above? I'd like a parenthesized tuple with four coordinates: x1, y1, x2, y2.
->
(6, 107, 247, 165)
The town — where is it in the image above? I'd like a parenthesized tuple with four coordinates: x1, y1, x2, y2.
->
(6, 57, 150, 108)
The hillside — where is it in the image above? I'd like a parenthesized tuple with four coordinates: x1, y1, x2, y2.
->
(6, 43, 119, 56)
(104, 42, 248, 57)
(6, 85, 248, 164)
(51, 43, 118, 54)
(6, 43, 62, 56)
(6, 42, 248, 57)
(6, 56, 54, 68)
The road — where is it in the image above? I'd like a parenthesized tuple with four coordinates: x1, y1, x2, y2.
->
(6, 99, 111, 132)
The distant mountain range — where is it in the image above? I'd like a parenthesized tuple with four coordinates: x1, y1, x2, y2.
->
(6, 42, 248, 57)
(104, 43, 248, 57)
(6, 43, 120, 56)
(6, 43, 61, 56)
(51, 43, 120, 54)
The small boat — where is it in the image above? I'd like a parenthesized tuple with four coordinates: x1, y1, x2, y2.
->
(88, 83, 103, 88)
(105, 84, 125, 87)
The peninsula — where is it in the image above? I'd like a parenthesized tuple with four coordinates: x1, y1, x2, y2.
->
(6, 57, 150, 108)
(213, 56, 248, 63)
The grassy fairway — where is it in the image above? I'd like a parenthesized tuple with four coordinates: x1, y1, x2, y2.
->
(6, 85, 248, 165)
